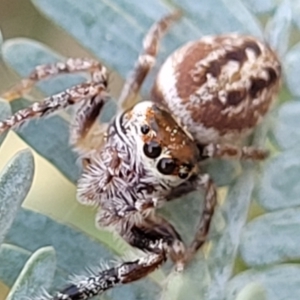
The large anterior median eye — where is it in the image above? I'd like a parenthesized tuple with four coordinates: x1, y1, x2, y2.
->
(157, 158, 176, 175)
(143, 141, 162, 158)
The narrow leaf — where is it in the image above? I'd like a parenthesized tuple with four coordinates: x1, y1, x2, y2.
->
(235, 283, 266, 300)
(272, 101, 300, 150)
(258, 147, 300, 210)
(225, 265, 300, 300)
(0, 150, 34, 245)
(31, 0, 172, 78)
(265, 0, 292, 57)
(5, 208, 161, 300)
(240, 0, 276, 14)
(172, 0, 262, 37)
(6, 246, 56, 300)
(205, 164, 255, 300)
(0, 244, 30, 288)
(291, 0, 300, 30)
(161, 256, 210, 300)
(240, 208, 300, 266)
(0, 98, 11, 145)
(284, 42, 300, 97)
(202, 159, 240, 187)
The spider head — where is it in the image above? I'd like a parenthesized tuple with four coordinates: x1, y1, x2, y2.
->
(124, 101, 200, 185)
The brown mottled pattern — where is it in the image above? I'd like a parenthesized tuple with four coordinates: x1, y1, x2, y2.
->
(171, 41, 218, 99)
(153, 34, 281, 135)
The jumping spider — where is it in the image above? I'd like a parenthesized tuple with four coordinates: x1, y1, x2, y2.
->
(0, 11, 281, 300)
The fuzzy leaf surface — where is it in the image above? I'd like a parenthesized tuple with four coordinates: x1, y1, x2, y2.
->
(258, 147, 300, 210)
(0, 98, 11, 145)
(6, 246, 56, 300)
(240, 208, 300, 266)
(0, 150, 34, 245)
(4, 208, 160, 299)
(225, 265, 300, 300)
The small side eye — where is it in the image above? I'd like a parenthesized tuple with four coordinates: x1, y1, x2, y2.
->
(143, 141, 162, 158)
(141, 125, 150, 135)
(157, 158, 176, 175)
(178, 171, 189, 179)
(178, 163, 193, 179)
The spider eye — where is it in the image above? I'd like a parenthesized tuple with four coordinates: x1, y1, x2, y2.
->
(157, 158, 176, 175)
(178, 171, 189, 179)
(178, 163, 193, 179)
(141, 125, 150, 135)
(143, 141, 162, 158)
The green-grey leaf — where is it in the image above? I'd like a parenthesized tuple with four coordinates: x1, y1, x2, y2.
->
(271, 101, 300, 150)
(205, 164, 255, 300)
(291, 0, 300, 30)
(0, 150, 34, 245)
(258, 147, 300, 210)
(225, 265, 300, 300)
(240, 208, 300, 266)
(0, 98, 11, 145)
(6, 246, 56, 300)
(6, 208, 115, 276)
(0, 244, 31, 288)
(284, 42, 300, 97)
(241, 0, 276, 14)
(5, 208, 160, 300)
(161, 255, 210, 300)
(235, 283, 266, 300)
(172, 0, 262, 37)
(202, 159, 240, 187)
(10, 98, 80, 183)
(264, 0, 292, 57)
(2, 38, 84, 96)
(31, 0, 174, 78)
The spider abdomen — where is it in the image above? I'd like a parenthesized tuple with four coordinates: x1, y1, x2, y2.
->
(152, 34, 281, 144)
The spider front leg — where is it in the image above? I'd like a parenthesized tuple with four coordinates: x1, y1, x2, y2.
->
(0, 81, 108, 135)
(52, 252, 166, 300)
(187, 174, 217, 262)
(118, 11, 181, 109)
(201, 143, 269, 161)
(2, 58, 107, 101)
(167, 173, 217, 265)
(0, 58, 109, 134)
(51, 212, 186, 300)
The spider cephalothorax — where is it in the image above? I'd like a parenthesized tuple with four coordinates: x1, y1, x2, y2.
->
(0, 11, 281, 300)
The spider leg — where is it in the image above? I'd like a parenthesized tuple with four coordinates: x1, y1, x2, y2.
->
(52, 252, 166, 300)
(167, 174, 217, 265)
(201, 143, 269, 161)
(0, 81, 108, 135)
(2, 58, 107, 101)
(70, 96, 109, 156)
(51, 212, 186, 300)
(120, 213, 186, 268)
(118, 11, 181, 109)
(186, 174, 217, 262)
(0, 59, 111, 156)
